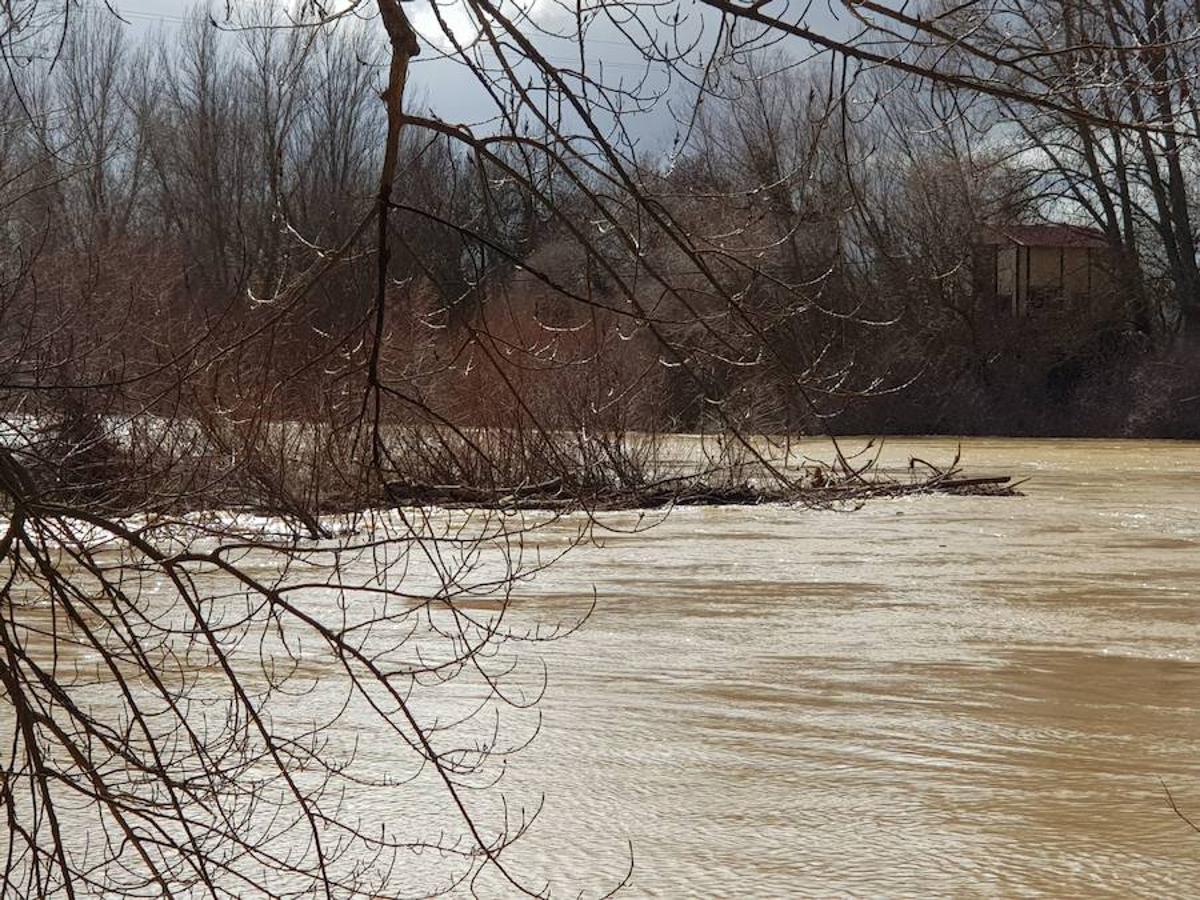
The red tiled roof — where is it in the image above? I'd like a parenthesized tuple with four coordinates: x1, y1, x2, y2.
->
(979, 224, 1109, 249)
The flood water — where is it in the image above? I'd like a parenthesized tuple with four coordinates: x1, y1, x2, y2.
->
(8, 438, 1200, 897)
(493, 438, 1200, 896)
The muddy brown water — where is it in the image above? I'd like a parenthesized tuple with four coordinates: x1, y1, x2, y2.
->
(491, 438, 1200, 897)
(7, 437, 1200, 897)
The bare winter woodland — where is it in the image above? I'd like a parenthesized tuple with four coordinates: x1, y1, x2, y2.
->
(1, 0, 1199, 896)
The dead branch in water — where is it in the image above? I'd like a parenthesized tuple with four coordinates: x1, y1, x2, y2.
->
(384, 469, 1020, 512)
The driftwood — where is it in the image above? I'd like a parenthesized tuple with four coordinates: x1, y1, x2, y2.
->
(384, 472, 1020, 512)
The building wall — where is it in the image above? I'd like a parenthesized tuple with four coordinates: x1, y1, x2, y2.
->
(979, 240, 1116, 317)
(1028, 247, 1061, 294)
(996, 245, 1016, 314)
(1061, 247, 1094, 298)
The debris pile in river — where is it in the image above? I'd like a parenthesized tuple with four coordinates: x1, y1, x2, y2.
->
(383, 468, 1020, 511)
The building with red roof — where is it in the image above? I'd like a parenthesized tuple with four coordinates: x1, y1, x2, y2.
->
(976, 224, 1115, 316)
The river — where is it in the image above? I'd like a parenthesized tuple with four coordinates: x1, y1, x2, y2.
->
(488, 437, 1200, 896)
(6, 437, 1200, 897)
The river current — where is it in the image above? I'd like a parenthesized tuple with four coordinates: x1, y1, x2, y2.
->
(6, 437, 1200, 897)
(495, 438, 1200, 896)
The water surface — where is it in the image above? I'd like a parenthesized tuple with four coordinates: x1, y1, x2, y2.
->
(7, 438, 1200, 898)
(496, 438, 1200, 897)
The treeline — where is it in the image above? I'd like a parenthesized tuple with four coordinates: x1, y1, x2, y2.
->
(2, 3, 1199, 442)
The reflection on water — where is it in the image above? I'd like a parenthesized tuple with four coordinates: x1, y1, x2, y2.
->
(489, 438, 1200, 896)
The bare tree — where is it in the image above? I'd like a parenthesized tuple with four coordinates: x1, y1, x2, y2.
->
(2, 0, 1197, 896)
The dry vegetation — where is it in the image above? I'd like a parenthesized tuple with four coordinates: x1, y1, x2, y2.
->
(0, 0, 1195, 896)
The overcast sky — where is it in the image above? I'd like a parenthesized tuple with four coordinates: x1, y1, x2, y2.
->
(108, 0, 852, 151)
